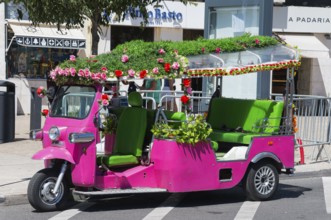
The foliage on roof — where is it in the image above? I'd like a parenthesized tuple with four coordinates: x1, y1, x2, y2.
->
(51, 34, 299, 85)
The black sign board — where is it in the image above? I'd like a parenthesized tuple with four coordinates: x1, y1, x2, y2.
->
(15, 36, 86, 49)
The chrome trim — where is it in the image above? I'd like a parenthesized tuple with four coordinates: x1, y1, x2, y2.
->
(29, 129, 42, 140)
(69, 132, 95, 143)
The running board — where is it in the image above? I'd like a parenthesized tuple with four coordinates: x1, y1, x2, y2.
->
(73, 188, 168, 196)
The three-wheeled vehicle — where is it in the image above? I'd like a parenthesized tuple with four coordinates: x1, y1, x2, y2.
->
(28, 36, 300, 211)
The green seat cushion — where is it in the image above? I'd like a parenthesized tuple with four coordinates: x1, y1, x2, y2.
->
(163, 110, 186, 128)
(209, 130, 269, 145)
(101, 154, 139, 167)
(207, 98, 284, 134)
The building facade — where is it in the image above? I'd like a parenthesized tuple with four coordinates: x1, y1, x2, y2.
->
(2, 0, 331, 115)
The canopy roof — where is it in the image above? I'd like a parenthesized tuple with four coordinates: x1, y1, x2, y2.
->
(187, 44, 298, 70)
(50, 35, 300, 86)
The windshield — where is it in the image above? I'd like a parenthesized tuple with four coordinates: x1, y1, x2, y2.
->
(50, 86, 96, 119)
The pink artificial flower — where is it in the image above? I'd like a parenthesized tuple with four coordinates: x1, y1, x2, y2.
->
(128, 69, 135, 77)
(50, 70, 56, 79)
(69, 55, 76, 61)
(84, 68, 90, 78)
(186, 87, 192, 95)
(64, 68, 70, 76)
(102, 99, 109, 106)
(158, 48, 165, 55)
(172, 62, 180, 70)
(59, 68, 65, 76)
(215, 47, 221, 53)
(101, 66, 108, 72)
(93, 73, 101, 80)
(69, 67, 76, 76)
(78, 69, 84, 77)
(152, 67, 159, 74)
(100, 73, 107, 80)
(157, 58, 164, 63)
(121, 54, 129, 63)
(255, 39, 260, 45)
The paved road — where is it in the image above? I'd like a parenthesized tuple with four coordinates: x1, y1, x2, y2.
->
(1, 172, 331, 220)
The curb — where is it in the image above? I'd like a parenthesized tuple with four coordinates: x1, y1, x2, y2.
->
(0, 194, 29, 206)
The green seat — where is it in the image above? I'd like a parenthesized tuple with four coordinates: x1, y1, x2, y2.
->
(101, 92, 147, 167)
(207, 98, 284, 145)
(163, 110, 186, 128)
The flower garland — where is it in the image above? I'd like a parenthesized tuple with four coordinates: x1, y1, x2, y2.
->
(50, 35, 300, 86)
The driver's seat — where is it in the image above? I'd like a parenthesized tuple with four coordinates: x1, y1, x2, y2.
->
(101, 92, 147, 167)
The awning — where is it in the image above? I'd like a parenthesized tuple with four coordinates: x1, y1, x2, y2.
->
(7, 20, 86, 49)
(277, 34, 329, 58)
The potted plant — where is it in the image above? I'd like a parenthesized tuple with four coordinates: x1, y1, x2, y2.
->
(151, 114, 213, 145)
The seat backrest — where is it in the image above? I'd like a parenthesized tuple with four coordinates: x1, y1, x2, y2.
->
(207, 98, 284, 133)
(113, 92, 147, 156)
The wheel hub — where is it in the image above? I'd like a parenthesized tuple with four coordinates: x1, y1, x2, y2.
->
(254, 166, 275, 195)
(39, 178, 63, 205)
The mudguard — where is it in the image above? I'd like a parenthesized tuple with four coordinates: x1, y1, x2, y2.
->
(32, 147, 75, 164)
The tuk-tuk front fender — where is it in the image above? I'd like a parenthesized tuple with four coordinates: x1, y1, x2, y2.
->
(32, 147, 75, 164)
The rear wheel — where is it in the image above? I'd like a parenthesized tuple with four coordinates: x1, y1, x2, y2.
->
(244, 162, 279, 201)
(27, 168, 71, 211)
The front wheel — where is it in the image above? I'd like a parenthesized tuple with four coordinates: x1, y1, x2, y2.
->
(27, 168, 71, 212)
(244, 162, 279, 201)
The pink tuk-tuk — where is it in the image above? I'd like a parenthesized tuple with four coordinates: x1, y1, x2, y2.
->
(28, 35, 300, 211)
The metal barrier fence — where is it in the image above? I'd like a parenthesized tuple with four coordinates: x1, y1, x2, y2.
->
(293, 95, 331, 146)
(271, 94, 331, 148)
(111, 89, 331, 157)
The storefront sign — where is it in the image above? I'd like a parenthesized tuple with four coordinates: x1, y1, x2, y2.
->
(273, 6, 331, 33)
(15, 36, 86, 49)
(106, 2, 204, 29)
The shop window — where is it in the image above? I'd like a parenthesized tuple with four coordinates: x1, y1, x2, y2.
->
(272, 69, 298, 94)
(6, 39, 78, 79)
(183, 29, 204, 41)
(111, 26, 154, 50)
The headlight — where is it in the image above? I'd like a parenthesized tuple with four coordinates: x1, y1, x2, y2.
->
(49, 127, 60, 141)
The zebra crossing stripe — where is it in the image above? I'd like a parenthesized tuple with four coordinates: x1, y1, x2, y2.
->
(142, 194, 185, 220)
(234, 201, 261, 220)
(48, 202, 95, 220)
(323, 177, 331, 214)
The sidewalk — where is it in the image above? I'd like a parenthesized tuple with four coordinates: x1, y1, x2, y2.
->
(0, 115, 331, 206)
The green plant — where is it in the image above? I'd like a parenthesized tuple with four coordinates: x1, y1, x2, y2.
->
(151, 115, 213, 145)
(102, 115, 117, 136)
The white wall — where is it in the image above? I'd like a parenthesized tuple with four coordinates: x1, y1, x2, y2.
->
(222, 73, 258, 99)
(154, 27, 183, 41)
(0, 3, 6, 80)
(98, 26, 111, 54)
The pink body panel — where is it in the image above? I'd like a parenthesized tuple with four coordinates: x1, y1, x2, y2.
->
(151, 140, 219, 192)
(147, 135, 294, 192)
(37, 88, 102, 187)
(95, 165, 158, 189)
(32, 147, 75, 164)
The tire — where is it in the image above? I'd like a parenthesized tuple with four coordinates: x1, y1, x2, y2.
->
(27, 168, 71, 212)
(244, 162, 279, 201)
